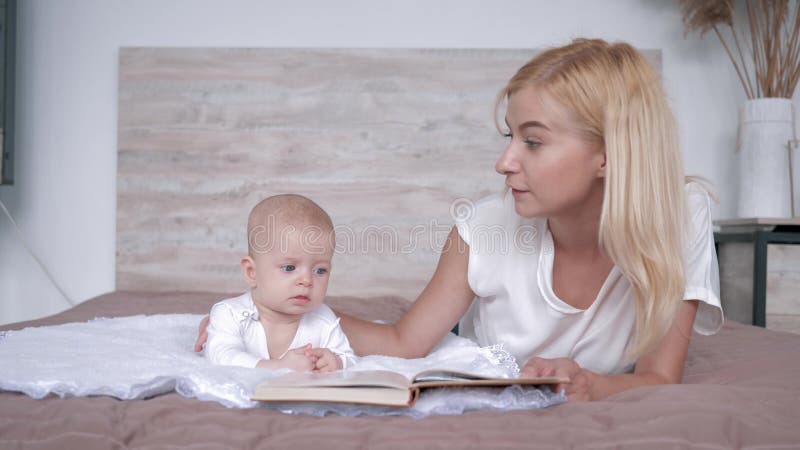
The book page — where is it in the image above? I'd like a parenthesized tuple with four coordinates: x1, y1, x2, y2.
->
(412, 369, 501, 383)
(411, 369, 568, 387)
(260, 370, 411, 390)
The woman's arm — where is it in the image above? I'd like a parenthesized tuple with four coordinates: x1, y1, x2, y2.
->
(194, 226, 476, 358)
(523, 300, 699, 401)
(337, 226, 476, 357)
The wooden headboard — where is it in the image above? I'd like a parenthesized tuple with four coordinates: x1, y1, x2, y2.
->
(116, 48, 660, 300)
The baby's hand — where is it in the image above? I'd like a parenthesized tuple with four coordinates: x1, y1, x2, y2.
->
(279, 344, 316, 372)
(306, 348, 343, 372)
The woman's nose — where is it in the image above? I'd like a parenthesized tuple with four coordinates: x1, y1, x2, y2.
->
(495, 144, 519, 175)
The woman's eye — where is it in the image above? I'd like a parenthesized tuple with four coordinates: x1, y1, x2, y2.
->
(524, 140, 541, 149)
(502, 131, 512, 139)
(280, 265, 296, 272)
(314, 268, 329, 275)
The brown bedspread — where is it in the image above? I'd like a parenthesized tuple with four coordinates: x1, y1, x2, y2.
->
(1, 291, 799, 449)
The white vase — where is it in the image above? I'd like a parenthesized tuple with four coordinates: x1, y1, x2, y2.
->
(737, 98, 795, 218)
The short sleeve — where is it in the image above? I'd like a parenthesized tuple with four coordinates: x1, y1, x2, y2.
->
(205, 303, 261, 368)
(683, 183, 724, 335)
(454, 212, 473, 248)
(454, 193, 510, 249)
(454, 193, 514, 297)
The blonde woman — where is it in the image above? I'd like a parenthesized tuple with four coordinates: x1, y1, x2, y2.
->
(196, 38, 722, 401)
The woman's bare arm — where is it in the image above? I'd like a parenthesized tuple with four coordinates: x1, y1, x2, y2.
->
(586, 299, 700, 399)
(523, 300, 700, 401)
(195, 226, 475, 357)
(337, 226, 476, 357)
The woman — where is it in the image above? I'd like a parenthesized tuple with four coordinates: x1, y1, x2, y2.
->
(196, 38, 722, 401)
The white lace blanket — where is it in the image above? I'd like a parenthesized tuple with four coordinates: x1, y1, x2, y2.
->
(0, 314, 564, 417)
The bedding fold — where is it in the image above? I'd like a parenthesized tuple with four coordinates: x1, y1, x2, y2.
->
(0, 314, 563, 416)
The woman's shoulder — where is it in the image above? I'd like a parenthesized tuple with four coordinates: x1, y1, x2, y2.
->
(461, 192, 506, 221)
(684, 179, 715, 200)
(684, 179, 715, 217)
(455, 191, 545, 253)
(459, 191, 544, 227)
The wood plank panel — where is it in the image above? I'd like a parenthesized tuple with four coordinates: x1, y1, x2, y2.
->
(117, 48, 660, 300)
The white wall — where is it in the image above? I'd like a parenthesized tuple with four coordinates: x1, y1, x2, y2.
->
(0, 0, 745, 325)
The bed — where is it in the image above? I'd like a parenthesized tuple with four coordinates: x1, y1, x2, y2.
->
(2, 290, 800, 448)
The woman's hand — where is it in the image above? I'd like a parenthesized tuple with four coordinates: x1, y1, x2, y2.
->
(521, 357, 593, 401)
(194, 315, 210, 352)
(519, 302, 700, 401)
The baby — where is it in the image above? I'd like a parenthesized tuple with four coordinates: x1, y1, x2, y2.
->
(204, 194, 355, 371)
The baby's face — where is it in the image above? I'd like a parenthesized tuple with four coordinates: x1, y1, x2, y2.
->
(250, 228, 334, 317)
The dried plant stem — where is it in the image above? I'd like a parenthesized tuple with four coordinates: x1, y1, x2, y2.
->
(767, 5, 776, 95)
(683, 0, 800, 99)
(783, 2, 800, 96)
(790, 3, 800, 95)
(768, 1, 788, 96)
(714, 25, 755, 98)
(748, 2, 764, 98)
(789, 34, 800, 95)
(780, 2, 800, 98)
(731, 22, 756, 98)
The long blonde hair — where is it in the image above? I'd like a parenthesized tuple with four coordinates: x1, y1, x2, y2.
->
(497, 39, 686, 360)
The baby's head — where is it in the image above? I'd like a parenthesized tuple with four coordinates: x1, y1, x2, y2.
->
(241, 194, 335, 317)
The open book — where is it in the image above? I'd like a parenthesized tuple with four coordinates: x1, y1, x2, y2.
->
(252, 369, 568, 407)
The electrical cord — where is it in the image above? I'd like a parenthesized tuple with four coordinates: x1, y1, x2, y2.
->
(0, 197, 77, 306)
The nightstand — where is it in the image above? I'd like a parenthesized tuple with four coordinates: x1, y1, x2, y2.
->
(715, 218, 800, 332)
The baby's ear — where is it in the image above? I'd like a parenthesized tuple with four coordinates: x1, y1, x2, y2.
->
(240, 256, 258, 287)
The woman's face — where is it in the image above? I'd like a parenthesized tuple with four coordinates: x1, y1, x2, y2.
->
(495, 86, 605, 219)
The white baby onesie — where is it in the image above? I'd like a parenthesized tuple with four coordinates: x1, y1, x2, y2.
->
(204, 292, 357, 369)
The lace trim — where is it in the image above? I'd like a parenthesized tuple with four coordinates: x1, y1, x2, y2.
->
(478, 343, 520, 376)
